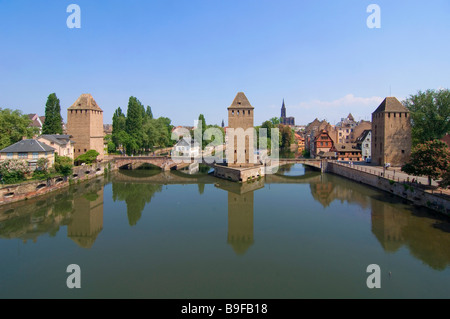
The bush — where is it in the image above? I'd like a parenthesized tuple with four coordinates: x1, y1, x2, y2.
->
(0, 159, 30, 184)
(54, 154, 73, 177)
(75, 150, 99, 165)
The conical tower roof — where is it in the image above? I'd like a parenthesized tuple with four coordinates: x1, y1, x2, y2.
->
(68, 93, 103, 111)
(228, 92, 254, 109)
(372, 97, 408, 114)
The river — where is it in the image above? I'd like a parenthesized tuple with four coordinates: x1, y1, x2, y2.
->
(0, 164, 449, 298)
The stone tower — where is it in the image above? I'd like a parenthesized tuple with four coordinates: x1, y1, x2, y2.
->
(371, 97, 411, 166)
(67, 94, 104, 160)
(227, 92, 255, 167)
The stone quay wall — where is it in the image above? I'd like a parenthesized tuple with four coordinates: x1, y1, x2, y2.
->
(0, 160, 117, 206)
(326, 161, 450, 216)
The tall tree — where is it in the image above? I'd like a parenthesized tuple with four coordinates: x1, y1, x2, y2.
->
(195, 114, 207, 149)
(401, 139, 450, 186)
(112, 107, 126, 149)
(404, 89, 450, 145)
(280, 125, 293, 149)
(0, 108, 38, 149)
(146, 106, 153, 120)
(42, 93, 63, 134)
(125, 97, 144, 154)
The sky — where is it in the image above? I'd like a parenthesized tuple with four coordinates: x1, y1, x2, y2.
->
(1, 0, 449, 126)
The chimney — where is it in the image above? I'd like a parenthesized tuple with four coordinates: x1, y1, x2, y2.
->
(22, 136, 27, 140)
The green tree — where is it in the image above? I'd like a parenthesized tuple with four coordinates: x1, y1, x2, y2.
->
(195, 114, 207, 150)
(401, 140, 450, 186)
(261, 120, 274, 139)
(146, 106, 153, 120)
(404, 89, 450, 145)
(270, 117, 281, 126)
(42, 93, 63, 134)
(0, 108, 38, 149)
(75, 150, 100, 165)
(54, 154, 73, 176)
(280, 125, 293, 149)
(125, 97, 144, 154)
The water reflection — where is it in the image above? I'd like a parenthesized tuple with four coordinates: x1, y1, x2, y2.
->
(68, 188, 104, 248)
(0, 178, 104, 247)
(112, 182, 162, 226)
(371, 199, 450, 270)
(0, 167, 449, 272)
(215, 179, 264, 255)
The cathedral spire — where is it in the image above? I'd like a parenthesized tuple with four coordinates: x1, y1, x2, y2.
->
(281, 98, 286, 119)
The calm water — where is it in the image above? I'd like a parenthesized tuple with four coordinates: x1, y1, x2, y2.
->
(0, 164, 449, 299)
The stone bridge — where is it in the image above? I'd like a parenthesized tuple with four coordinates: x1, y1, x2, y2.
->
(113, 156, 191, 171)
(112, 155, 324, 172)
(276, 158, 323, 171)
(112, 169, 322, 185)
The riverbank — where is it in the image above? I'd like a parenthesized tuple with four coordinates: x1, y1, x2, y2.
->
(326, 161, 450, 216)
(0, 160, 117, 206)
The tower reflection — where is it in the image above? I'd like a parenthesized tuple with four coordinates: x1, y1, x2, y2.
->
(215, 179, 264, 255)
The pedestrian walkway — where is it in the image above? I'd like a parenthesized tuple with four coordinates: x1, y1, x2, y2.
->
(329, 161, 450, 197)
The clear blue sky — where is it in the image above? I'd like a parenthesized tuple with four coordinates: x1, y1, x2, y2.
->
(1, 0, 449, 126)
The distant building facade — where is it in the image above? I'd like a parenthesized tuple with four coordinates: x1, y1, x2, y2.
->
(280, 99, 295, 126)
(371, 97, 411, 166)
(0, 139, 55, 169)
(331, 143, 362, 162)
(356, 130, 372, 161)
(27, 114, 45, 134)
(172, 137, 200, 158)
(37, 135, 75, 159)
(67, 94, 104, 161)
(312, 130, 334, 158)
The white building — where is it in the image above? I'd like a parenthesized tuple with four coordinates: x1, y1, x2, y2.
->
(356, 130, 372, 161)
(172, 138, 200, 160)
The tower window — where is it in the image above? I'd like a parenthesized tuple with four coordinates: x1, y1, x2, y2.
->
(394, 113, 396, 117)
(402, 150, 405, 154)
(388, 113, 390, 118)
(232, 110, 234, 115)
(248, 110, 250, 115)
(237, 110, 240, 115)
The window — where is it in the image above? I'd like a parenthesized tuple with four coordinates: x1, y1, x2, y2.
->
(237, 110, 240, 115)
(6, 153, 13, 159)
(84, 149, 87, 152)
(388, 113, 391, 118)
(18, 152, 27, 159)
(32, 152, 39, 159)
(394, 113, 396, 117)
(232, 110, 234, 115)
(248, 110, 250, 115)
(402, 150, 405, 154)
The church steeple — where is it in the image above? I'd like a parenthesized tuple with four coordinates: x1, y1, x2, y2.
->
(281, 99, 286, 119)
